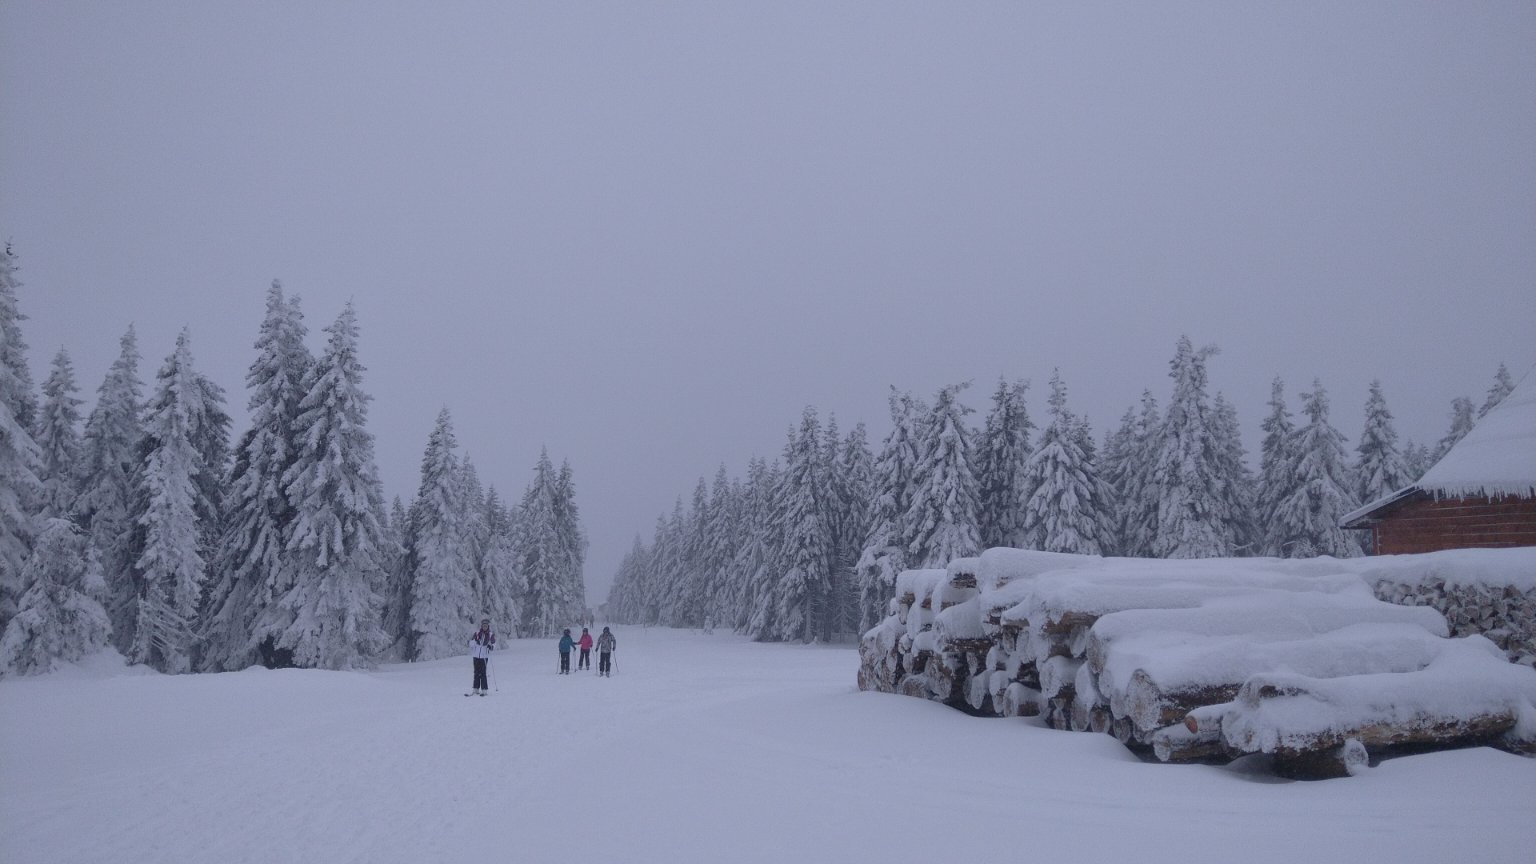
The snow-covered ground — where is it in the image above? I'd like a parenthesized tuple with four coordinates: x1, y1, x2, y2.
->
(3, 627, 1533, 864)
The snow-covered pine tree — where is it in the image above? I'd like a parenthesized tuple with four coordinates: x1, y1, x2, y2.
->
(380, 496, 414, 656)
(1255, 377, 1296, 556)
(743, 460, 787, 640)
(0, 243, 37, 431)
(514, 449, 571, 637)
(701, 464, 738, 629)
(1020, 371, 1104, 555)
(457, 455, 489, 609)
(75, 326, 144, 627)
(1099, 406, 1139, 556)
(728, 458, 778, 634)
(263, 303, 389, 669)
(1211, 393, 1257, 555)
(1354, 380, 1410, 505)
(1401, 440, 1433, 484)
(677, 475, 711, 628)
(34, 349, 84, 519)
(1479, 363, 1516, 418)
(1114, 391, 1163, 558)
(407, 409, 475, 659)
(479, 486, 525, 637)
(1148, 338, 1232, 558)
(772, 408, 832, 642)
(854, 389, 925, 632)
(552, 459, 588, 626)
(0, 517, 111, 676)
(0, 245, 40, 631)
(904, 384, 982, 569)
(202, 283, 312, 670)
(1431, 396, 1476, 466)
(129, 330, 218, 672)
(642, 511, 674, 626)
(1267, 380, 1363, 558)
(975, 377, 1034, 550)
(826, 423, 873, 639)
(605, 534, 649, 624)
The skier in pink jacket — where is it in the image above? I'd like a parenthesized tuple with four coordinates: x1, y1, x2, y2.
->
(576, 627, 595, 670)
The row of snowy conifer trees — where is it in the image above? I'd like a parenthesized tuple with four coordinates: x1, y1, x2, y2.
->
(0, 248, 586, 675)
(605, 337, 1516, 642)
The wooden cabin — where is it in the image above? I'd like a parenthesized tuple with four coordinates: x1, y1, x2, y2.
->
(1343, 370, 1536, 555)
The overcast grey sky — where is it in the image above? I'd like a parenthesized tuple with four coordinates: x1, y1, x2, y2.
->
(4, 1, 1533, 601)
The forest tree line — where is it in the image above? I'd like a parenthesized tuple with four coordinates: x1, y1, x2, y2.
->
(604, 337, 1516, 642)
(0, 249, 587, 676)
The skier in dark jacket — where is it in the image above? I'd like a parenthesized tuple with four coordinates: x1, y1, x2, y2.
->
(596, 626, 616, 677)
(468, 619, 495, 695)
(576, 627, 594, 670)
(558, 628, 575, 674)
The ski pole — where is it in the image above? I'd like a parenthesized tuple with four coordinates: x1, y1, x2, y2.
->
(489, 654, 497, 691)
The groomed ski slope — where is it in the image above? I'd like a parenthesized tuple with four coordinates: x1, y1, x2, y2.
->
(2, 627, 1533, 864)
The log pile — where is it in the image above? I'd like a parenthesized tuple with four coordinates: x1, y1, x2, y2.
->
(1371, 578, 1536, 667)
(856, 548, 1536, 778)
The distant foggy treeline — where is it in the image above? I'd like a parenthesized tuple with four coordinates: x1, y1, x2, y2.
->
(605, 337, 1515, 642)
(1, 249, 585, 676)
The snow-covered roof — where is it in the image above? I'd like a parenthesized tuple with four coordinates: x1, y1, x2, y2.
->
(1343, 365, 1536, 525)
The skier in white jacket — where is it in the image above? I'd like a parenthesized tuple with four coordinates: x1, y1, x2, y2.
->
(468, 619, 496, 695)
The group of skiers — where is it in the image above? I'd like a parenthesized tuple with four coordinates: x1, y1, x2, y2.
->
(558, 626, 616, 676)
(465, 619, 617, 695)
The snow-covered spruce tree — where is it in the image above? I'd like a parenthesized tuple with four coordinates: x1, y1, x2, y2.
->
(1109, 391, 1162, 558)
(730, 458, 780, 635)
(976, 377, 1034, 550)
(719, 474, 750, 627)
(1255, 377, 1296, 555)
(1147, 338, 1233, 559)
(904, 383, 982, 569)
(1020, 371, 1105, 554)
(700, 464, 738, 629)
(655, 497, 692, 627)
(380, 496, 414, 655)
(1211, 393, 1257, 555)
(458, 455, 489, 610)
(260, 303, 389, 669)
(0, 244, 40, 631)
(202, 283, 312, 670)
(825, 422, 873, 639)
(605, 534, 649, 624)
(515, 449, 573, 637)
(1266, 380, 1363, 558)
(34, 349, 84, 519)
(1354, 380, 1410, 505)
(1431, 396, 1475, 466)
(771, 408, 834, 643)
(674, 475, 710, 628)
(0, 518, 111, 676)
(0, 243, 37, 432)
(551, 459, 588, 625)
(1479, 362, 1515, 418)
(75, 326, 144, 625)
(407, 408, 475, 660)
(854, 389, 924, 632)
(1402, 440, 1433, 484)
(743, 461, 787, 640)
(479, 487, 525, 636)
(128, 330, 220, 673)
(643, 510, 676, 626)
(1099, 406, 1138, 556)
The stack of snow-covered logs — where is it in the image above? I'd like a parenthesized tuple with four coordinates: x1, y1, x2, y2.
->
(857, 548, 1536, 779)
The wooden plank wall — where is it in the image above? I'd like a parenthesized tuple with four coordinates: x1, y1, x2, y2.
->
(1374, 496, 1536, 555)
